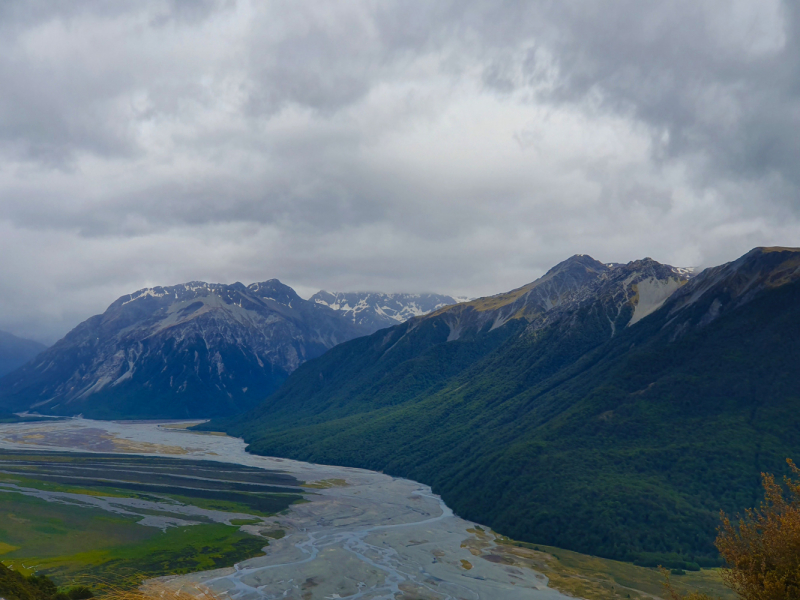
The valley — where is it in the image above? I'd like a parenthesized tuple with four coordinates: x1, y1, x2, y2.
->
(1, 246, 798, 599)
(2, 5, 797, 599)
(0, 419, 731, 600)
(207, 247, 800, 568)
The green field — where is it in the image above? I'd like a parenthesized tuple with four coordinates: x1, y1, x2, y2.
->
(0, 450, 304, 589)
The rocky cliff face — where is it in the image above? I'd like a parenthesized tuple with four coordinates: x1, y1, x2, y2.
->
(427, 254, 691, 341)
(661, 246, 800, 337)
(309, 291, 467, 333)
(0, 279, 368, 418)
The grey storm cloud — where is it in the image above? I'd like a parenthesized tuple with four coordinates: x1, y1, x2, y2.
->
(0, 0, 798, 342)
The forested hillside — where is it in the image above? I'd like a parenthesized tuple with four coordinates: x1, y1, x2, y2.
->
(208, 247, 800, 568)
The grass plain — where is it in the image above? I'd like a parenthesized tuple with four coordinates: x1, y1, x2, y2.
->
(0, 450, 304, 589)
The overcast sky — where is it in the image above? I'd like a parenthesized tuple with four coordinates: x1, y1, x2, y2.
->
(1, 0, 799, 342)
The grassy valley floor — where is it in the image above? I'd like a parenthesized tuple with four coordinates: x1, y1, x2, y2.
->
(0, 450, 302, 589)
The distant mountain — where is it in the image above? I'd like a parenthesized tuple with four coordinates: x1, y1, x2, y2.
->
(0, 331, 46, 377)
(208, 247, 800, 568)
(0, 280, 368, 419)
(309, 291, 468, 333)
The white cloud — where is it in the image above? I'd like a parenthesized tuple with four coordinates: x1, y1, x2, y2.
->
(0, 0, 799, 342)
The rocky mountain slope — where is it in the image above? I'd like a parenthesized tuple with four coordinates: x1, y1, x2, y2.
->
(426, 254, 689, 340)
(0, 331, 46, 377)
(211, 254, 692, 432)
(208, 247, 800, 568)
(309, 291, 467, 333)
(0, 280, 368, 418)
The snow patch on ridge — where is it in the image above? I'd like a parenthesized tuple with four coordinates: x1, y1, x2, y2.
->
(122, 288, 168, 305)
(311, 291, 464, 332)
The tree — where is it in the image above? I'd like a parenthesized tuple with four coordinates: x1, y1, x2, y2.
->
(716, 459, 800, 600)
(665, 459, 800, 600)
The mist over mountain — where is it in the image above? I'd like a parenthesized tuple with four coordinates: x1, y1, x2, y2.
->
(0, 331, 46, 378)
(209, 247, 800, 567)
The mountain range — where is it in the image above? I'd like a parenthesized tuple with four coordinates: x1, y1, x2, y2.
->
(0, 281, 458, 418)
(0, 280, 366, 418)
(2, 246, 799, 570)
(310, 291, 468, 332)
(204, 247, 800, 569)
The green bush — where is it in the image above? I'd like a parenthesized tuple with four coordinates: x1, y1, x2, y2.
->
(0, 564, 92, 600)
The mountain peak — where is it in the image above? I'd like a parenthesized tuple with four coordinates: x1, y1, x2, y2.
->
(594, 258, 690, 327)
(310, 290, 463, 333)
(422, 254, 611, 337)
(248, 279, 302, 305)
(545, 254, 609, 277)
(0, 278, 366, 419)
(663, 246, 800, 333)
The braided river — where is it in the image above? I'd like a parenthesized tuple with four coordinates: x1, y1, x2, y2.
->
(0, 418, 571, 600)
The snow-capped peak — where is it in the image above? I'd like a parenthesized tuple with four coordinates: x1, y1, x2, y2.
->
(309, 291, 465, 333)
